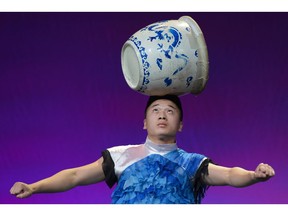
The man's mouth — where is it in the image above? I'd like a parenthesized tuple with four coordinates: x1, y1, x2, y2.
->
(157, 123, 167, 127)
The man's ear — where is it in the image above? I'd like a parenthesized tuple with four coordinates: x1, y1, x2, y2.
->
(178, 121, 183, 132)
(143, 119, 147, 130)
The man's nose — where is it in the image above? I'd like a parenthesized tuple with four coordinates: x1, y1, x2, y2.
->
(158, 110, 167, 120)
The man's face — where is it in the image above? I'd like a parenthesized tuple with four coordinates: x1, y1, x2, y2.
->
(143, 99, 183, 143)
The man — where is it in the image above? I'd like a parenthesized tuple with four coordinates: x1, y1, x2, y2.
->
(10, 95, 275, 204)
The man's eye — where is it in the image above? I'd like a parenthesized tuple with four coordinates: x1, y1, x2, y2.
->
(167, 109, 173, 114)
(152, 108, 159, 112)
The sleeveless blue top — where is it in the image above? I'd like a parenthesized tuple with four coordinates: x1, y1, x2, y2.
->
(102, 138, 210, 204)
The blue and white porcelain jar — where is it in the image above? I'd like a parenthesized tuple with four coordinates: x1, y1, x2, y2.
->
(121, 16, 209, 96)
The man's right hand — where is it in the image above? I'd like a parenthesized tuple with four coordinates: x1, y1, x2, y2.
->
(10, 182, 33, 198)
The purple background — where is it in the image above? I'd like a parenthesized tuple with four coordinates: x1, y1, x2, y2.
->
(0, 12, 287, 204)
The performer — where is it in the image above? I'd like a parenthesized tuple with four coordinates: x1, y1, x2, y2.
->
(10, 95, 275, 204)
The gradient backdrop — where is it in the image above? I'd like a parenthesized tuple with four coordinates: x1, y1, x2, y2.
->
(0, 12, 287, 204)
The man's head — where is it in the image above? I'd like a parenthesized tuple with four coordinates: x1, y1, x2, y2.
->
(143, 95, 183, 143)
(144, 95, 183, 121)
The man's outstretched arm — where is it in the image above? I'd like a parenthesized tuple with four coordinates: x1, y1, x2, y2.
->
(204, 162, 275, 187)
(10, 157, 105, 198)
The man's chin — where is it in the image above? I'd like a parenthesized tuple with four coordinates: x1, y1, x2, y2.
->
(156, 135, 177, 143)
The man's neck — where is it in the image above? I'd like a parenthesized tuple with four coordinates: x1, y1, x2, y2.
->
(147, 135, 176, 144)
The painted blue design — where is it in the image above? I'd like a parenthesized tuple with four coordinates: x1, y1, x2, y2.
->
(139, 20, 168, 32)
(148, 29, 165, 41)
(186, 76, 193, 87)
(167, 27, 181, 47)
(130, 20, 194, 93)
(173, 53, 189, 75)
(129, 35, 150, 92)
(145, 23, 189, 86)
(164, 77, 172, 86)
(148, 26, 182, 50)
(157, 43, 172, 59)
(156, 58, 163, 70)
